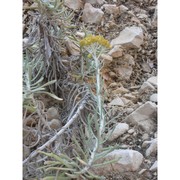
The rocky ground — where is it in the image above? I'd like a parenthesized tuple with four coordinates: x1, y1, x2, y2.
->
(23, 0, 157, 179)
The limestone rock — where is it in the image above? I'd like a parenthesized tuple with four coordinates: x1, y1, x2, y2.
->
(64, 0, 84, 10)
(145, 138, 157, 157)
(124, 101, 157, 132)
(115, 66, 133, 80)
(108, 45, 123, 58)
(103, 4, 120, 15)
(147, 76, 157, 87)
(150, 93, 158, 103)
(65, 39, 80, 56)
(139, 81, 155, 93)
(82, 3, 104, 24)
(108, 123, 129, 141)
(93, 150, 144, 174)
(47, 107, 59, 120)
(119, 5, 129, 12)
(109, 97, 125, 106)
(111, 26, 144, 49)
(150, 161, 157, 171)
(85, 0, 104, 5)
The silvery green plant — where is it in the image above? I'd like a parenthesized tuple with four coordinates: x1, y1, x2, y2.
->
(23, 52, 62, 112)
(36, 35, 121, 179)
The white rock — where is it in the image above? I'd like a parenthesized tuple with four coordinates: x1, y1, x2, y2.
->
(111, 26, 144, 49)
(150, 93, 157, 103)
(65, 39, 80, 56)
(142, 133, 149, 141)
(75, 31, 85, 38)
(108, 123, 129, 141)
(85, 0, 104, 5)
(128, 128, 135, 134)
(108, 45, 123, 58)
(145, 138, 157, 157)
(139, 81, 155, 93)
(93, 150, 144, 174)
(82, 3, 104, 24)
(109, 97, 125, 106)
(119, 5, 129, 12)
(103, 4, 120, 15)
(150, 161, 157, 171)
(147, 76, 157, 87)
(47, 107, 59, 120)
(64, 0, 84, 10)
(115, 66, 133, 80)
(125, 101, 157, 132)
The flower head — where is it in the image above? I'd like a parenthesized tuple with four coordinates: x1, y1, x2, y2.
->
(80, 35, 111, 49)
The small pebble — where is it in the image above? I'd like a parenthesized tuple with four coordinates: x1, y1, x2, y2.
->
(138, 169, 147, 175)
(128, 129, 135, 134)
(150, 93, 158, 102)
(142, 133, 149, 141)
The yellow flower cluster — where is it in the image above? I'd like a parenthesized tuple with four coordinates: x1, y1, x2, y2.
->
(80, 35, 111, 49)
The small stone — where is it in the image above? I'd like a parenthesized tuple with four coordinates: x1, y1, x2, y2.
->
(115, 66, 133, 80)
(138, 169, 147, 175)
(121, 97, 131, 105)
(108, 45, 123, 58)
(126, 107, 134, 114)
(76, 31, 85, 38)
(93, 150, 143, 174)
(111, 26, 144, 49)
(150, 93, 158, 103)
(112, 87, 129, 95)
(119, 5, 128, 12)
(109, 97, 125, 106)
(109, 71, 116, 77)
(49, 119, 62, 130)
(137, 13, 148, 19)
(108, 123, 129, 141)
(121, 134, 130, 142)
(65, 39, 80, 56)
(100, 54, 113, 65)
(124, 101, 157, 133)
(47, 107, 59, 120)
(150, 161, 157, 171)
(145, 138, 157, 157)
(139, 81, 155, 93)
(103, 4, 120, 15)
(142, 133, 149, 141)
(123, 93, 136, 100)
(82, 3, 104, 24)
(141, 62, 151, 73)
(128, 129, 135, 134)
(147, 76, 157, 87)
(64, 0, 84, 10)
(85, 0, 104, 5)
(124, 54, 135, 66)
